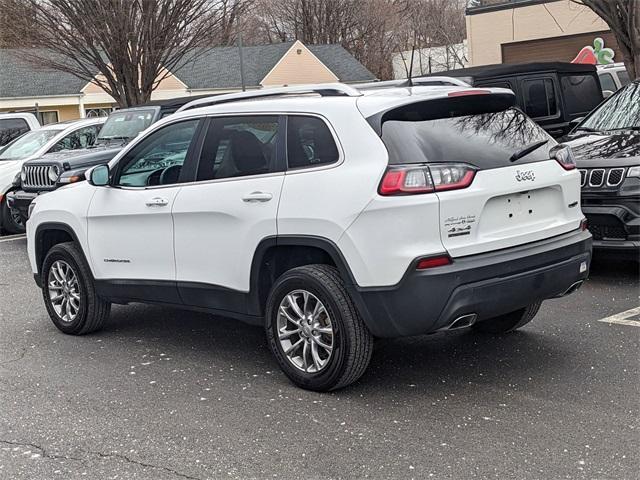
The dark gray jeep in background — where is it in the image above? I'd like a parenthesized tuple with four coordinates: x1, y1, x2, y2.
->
(561, 80, 640, 257)
(7, 96, 206, 223)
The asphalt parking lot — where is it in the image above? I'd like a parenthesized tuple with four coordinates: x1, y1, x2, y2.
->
(0, 235, 638, 479)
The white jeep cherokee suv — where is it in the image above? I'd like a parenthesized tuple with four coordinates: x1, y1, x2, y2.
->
(27, 83, 592, 391)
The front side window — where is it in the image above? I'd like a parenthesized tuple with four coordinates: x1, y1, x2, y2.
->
(0, 118, 29, 146)
(49, 125, 100, 153)
(287, 116, 339, 169)
(196, 116, 279, 181)
(116, 119, 199, 187)
(560, 74, 602, 115)
(0, 129, 59, 161)
(580, 81, 640, 132)
(523, 78, 557, 118)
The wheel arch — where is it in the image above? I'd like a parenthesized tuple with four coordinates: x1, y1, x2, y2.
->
(248, 235, 360, 317)
(34, 222, 84, 281)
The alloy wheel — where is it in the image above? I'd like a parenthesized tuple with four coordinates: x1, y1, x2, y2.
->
(276, 290, 334, 373)
(47, 260, 81, 323)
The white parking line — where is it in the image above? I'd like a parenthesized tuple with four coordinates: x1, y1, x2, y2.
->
(0, 234, 26, 243)
(598, 306, 640, 327)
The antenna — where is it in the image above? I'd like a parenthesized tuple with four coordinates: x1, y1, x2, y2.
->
(407, 45, 416, 87)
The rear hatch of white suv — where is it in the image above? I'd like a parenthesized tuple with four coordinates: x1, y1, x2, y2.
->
(374, 90, 583, 258)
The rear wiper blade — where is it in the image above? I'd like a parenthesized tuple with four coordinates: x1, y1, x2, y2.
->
(510, 139, 549, 163)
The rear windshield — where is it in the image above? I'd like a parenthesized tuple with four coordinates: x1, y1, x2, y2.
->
(381, 107, 553, 168)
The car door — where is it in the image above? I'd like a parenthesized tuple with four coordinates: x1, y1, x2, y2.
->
(172, 115, 285, 313)
(87, 118, 202, 295)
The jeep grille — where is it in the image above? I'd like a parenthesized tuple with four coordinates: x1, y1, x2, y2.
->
(23, 165, 57, 190)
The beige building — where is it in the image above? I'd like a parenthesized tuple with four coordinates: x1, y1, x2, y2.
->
(466, 0, 619, 66)
(0, 40, 375, 124)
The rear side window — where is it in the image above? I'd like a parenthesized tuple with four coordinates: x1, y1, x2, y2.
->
(196, 116, 279, 181)
(522, 78, 557, 118)
(287, 116, 339, 169)
(381, 107, 552, 170)
(560, 74, 602, 115)
(0, 118, 29, 146)
(618, 70, 630, 87)
(599, 73, 616, 92)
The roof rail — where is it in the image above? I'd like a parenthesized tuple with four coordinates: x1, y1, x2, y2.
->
(176, 83, 362, 113)
(353, 76, 470, 90)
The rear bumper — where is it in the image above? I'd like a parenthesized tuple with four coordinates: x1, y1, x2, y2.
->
(353, 229, 592, 338)
(6, 190, 38, 220)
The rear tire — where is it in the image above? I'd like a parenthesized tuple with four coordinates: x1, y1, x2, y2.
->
(1, 197, 25, 235)
(472, 302, 542, 334)
(41, 242, 111, 335)
(265, 265, 374, 391)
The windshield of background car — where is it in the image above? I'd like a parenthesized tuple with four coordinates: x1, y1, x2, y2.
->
(580, 82, 640, 132)
(98, 109, 156, 140)
(0, 129, 59, 160)
(381, 106, 552, 169)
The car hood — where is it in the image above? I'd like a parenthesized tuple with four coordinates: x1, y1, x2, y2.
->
(563, 130, 640, 168)
(26, 145, 124, 169)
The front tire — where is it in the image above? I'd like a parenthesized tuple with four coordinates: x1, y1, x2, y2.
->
(41, 242, 111, 335)
(472, 302, 542, 334)
(265, 265, 374, 392)
(1, 198, 25, 235)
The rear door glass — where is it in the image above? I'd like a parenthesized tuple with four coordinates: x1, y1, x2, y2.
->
(381, 107, 552, 170)
(522, 78, 558, 118)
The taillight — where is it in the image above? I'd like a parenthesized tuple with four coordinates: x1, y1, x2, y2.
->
(416, 254, 452, 270)
(379, 163, 476, 196)
(553, 145, 576, 170)
(580, 218, 588, 231)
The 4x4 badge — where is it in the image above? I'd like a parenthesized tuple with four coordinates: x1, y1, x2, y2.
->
(515, 170, 535, 182)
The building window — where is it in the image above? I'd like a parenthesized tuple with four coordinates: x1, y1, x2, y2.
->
(523, 78, 557, 118)
(86, 107, 116, 118)
(38, 111, 59, 125)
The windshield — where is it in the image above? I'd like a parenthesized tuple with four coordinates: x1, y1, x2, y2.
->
(381, 107, 553, 169)
(98, 109, 156, 141)
(0, 129, 59, 161)
(580, 82, 640, 132)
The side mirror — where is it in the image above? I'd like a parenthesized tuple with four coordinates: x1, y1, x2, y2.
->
(602, 90, 614, 98)
(88, 164, 110, 186)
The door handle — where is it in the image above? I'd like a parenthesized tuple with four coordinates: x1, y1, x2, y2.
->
(145, 197, 169, 207)
(242, 191, 273, 203)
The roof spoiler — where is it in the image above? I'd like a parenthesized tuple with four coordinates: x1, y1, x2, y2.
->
(176, 83, 362, 113)
(352, 76, 470, 90)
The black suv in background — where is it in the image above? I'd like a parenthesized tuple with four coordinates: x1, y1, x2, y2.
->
(8, 95, 209, 223)
(561, 80, 640, 256)
(432, 62, 604, 138)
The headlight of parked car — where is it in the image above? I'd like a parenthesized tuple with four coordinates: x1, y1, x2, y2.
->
(58, 169, 86, 184)
(626, 166, 640, 178)
(48, 165, 60, 183)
